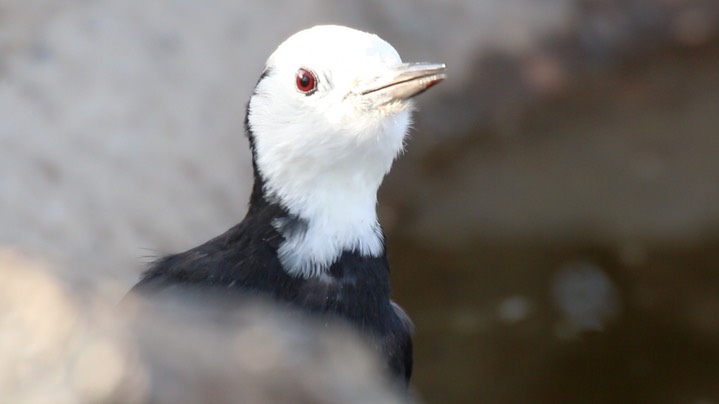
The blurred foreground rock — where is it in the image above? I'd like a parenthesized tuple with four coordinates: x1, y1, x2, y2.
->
(0, 248, 407, 404)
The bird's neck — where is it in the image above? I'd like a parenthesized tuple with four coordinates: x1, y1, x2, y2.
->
(250, 163, 386, 278)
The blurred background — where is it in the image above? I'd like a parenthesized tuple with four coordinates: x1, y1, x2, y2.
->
(2, 0, 719, 402)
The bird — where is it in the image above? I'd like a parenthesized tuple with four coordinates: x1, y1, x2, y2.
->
(128, 25, 446, 387)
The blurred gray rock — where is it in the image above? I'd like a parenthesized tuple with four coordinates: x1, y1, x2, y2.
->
(0, 247, 407, 404)
(3, 0, 716, 291)
(0, 0, 586, 293)
(385, 0, 719, 248)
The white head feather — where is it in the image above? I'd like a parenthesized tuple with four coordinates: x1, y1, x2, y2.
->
(248, 25, 443, 277)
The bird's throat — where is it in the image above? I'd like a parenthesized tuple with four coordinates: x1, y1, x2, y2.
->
(266, 175, 385, 278)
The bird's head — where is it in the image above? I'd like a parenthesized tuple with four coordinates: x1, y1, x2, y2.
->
(247, 25, 445, 209)
(246, 25, 445, 276)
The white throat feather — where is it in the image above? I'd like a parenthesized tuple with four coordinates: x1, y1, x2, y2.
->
(252, 109, 412, 278)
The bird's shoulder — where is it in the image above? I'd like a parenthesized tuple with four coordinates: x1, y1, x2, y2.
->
(129, 212, 289, 298)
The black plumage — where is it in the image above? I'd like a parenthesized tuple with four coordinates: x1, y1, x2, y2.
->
(126, 23, 448, 387)
(129, 94, 414, 385)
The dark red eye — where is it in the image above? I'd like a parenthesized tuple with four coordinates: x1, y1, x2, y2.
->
(295, 68, 317, 94)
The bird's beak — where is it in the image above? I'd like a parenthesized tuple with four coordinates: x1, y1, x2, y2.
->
(359, 62, 446, 105)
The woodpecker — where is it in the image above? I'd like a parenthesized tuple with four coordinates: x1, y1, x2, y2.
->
(129, 25, 446, 386)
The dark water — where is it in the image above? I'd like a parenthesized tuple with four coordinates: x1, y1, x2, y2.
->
(390, 236, 719, 403)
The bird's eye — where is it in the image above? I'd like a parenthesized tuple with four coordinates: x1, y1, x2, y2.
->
(295, 68, 317, 95)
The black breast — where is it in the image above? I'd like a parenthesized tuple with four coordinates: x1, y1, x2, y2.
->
(129, 199, 413, 385)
